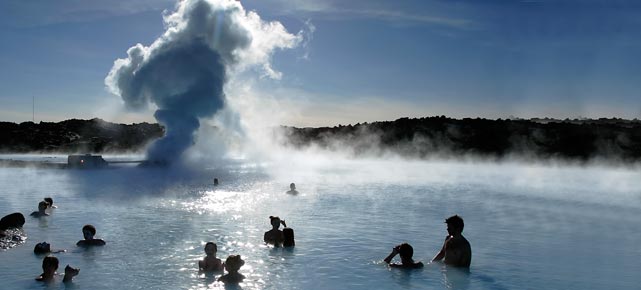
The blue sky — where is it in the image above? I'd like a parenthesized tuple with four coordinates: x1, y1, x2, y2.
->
(1, 0, 640, 126)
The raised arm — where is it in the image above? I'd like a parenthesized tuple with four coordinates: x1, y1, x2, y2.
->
(384, 247, 399, 264)
(431, 236, 449, 262)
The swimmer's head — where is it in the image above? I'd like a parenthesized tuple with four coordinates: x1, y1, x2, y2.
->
(397, 243, 414, 259)
(38, 201, 48, 211)
(445, 215, 464, 235)
(42, 256, 59, 272)
(224, 255, 245, 272)
(290, 183, 296, 190)
(269, 216, 281, 228)
(34, 242, 51, 254)
(65, 265, 80, 276)
(204, 242, 217, 256)
(82, 224, 96, 240)
(44, 197, 53, 206)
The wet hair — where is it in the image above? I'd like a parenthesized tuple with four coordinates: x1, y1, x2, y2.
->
(38, 201, 48, 210)
(205, 242, 217, 252)
(34, 242, 51, 254)
(82, 224, 97, 235)
(445, 215, 465, 231)
(44, 197, 53, 206)
(224, 255, 245, 272)
(398, 243, 414, 259)
(269, 216, 281, 227)
(283, 228, 295, 247)
(42, 256, 59, 271)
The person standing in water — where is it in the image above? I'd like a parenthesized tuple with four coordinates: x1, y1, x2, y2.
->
(35, 256, 59, 282)
(283, 227, 295, 247)
(384, 243, 424, 268)
(76, 224, 106, 247)
(286, 183, 299, 195)
(198, 242, 223, 272)
(264, 216, 286, 247)
(30, 201, 49, 217)
(432, 215, 471, 268)
(218, 255, 245, 283)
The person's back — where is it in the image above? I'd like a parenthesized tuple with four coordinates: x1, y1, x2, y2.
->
(443, 235, 471, 267)
(218, 255, 245, 284)
(36, 256, 58, 282)
(283, 227, 295, 247)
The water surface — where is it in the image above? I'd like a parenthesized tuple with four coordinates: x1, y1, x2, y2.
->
(1, 157, 640, 289)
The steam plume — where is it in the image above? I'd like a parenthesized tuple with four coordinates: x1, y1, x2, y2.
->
(105, 0, 300, 163)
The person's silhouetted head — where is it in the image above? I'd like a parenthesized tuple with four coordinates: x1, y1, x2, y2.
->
(34, 242, 51, 254)
(204, 242, 217, 256)
(44, 197, 53, 207)
(445, 215, 464, 235)
(214, 178, 219, 186)
(42, 256, 59, 272)
(82, 224, 96, 240)
(38, 201, 48, 211)
(269, 216, 281, 229)
(398, 243, 414, 260)
(224, 255, 245, 273)
(290, 183, 296, 190)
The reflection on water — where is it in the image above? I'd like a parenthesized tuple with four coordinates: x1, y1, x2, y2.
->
(441, 266, 470, 290)
(1, 159, 640, 289)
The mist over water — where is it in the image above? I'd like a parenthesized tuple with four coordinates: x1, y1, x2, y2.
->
(1, 153, 640, 290)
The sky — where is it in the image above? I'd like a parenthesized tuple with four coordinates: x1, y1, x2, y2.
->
(0, 0, 640, 127)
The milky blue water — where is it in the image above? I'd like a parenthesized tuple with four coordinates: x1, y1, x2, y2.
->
(1, 156, 640, 290)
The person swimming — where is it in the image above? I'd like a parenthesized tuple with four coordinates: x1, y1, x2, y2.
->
(384, 243, 424, 269)
(76, 224, 106, 247)
(286, 183, 299, 195)
(30, 201, 49, 217)
(33, 241, 65, 254)
(198, 242, 223, 272)
(214, 178, 219, 186)
(431, 215, 472, 268)
(264, 216, 286, 247)
(218, 255, 245, 284)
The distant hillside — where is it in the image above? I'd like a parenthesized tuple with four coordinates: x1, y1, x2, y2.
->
(0, 118, 164, 153)
(2, 117, 641, 162)
(281, 116, 641, 162)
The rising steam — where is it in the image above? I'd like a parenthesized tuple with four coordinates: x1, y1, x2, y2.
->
(105, 0, 301, 163)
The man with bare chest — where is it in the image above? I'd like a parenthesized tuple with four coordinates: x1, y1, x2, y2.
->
(432, 215, 471, 268)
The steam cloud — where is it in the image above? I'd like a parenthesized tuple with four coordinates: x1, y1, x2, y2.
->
(105, 0, 300, 163)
